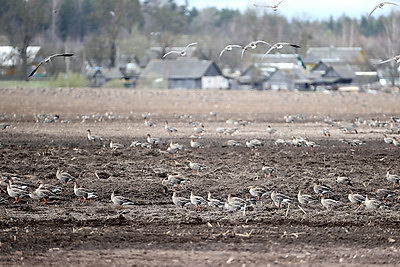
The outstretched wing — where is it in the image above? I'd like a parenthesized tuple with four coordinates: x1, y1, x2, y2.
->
(185, 42, 198, 49)
(262, 46, 277, 59)
(276, 0, 284, 7)
(374, 58, 394, 65)
(162, 51, 180, 58)
(28, 61, 44, 78)
(368, 4, 380, 18)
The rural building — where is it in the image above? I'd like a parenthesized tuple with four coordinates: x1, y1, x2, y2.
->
(139, 58, 228, 89)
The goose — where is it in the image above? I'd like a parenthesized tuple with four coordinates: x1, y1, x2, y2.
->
(313, 184, 333, 195)
(321, 197, 340, 210)
(190, 191, 208, 208)
(34, 184, 57, 204)
(375, 188, 395, 201)
(383, 134, 394, 145)
(162, 174, 189, 188)
(37, 181, 62, 194)
(188, 160, 206, 172)
(109, 140, 124, 150)
(87, 129, 103, 142)
(167, 141, 183, 154)
(193, 125, 205, 134)
(144, 119, 156, 127)
(227, 194, 247, 205)
(254, 0, 284, 11)
(56, 169, 76, 184)
(297, 190, 318, 205)
(386, 171, 400, 188)
(241, 40, 271, 59)
(165, 121, 178, 133)
(249, 186, 269, 200)
(207, 192, 224, 208)
(162, 42, 198, 58)
(336, 176, 352, 185)
(266, 125, 277, 134)
(262, 42, 301, 58)
(261, 166, 275, 177)
(348, 191, 365, 206)
(323, 128, 331, 136)
(224, 199, 245, 211)
(172, 191, 191, 208)
(245, 139, 263, 149)
(28, 53, 74, 77)
(7, 180, 28, 203)
(190, 138, 204, 149)
(218, 44, 243, 59)
(111, 191, 134, 207)
(222, 139, 241, 147)
(74, 182, 98, 203)
(364, 195, 383, 210)
(147, 134, 160, 145)
(270, 191, 292, 208)
(368, 2, 399, 18)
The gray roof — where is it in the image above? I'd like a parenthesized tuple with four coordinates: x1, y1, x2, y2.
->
(141, 58, 220, 79)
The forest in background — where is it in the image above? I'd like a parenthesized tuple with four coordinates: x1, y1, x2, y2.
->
(0, 0, 399, 80)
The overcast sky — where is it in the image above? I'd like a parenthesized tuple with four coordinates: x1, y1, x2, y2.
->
(177, 0, 400, 20)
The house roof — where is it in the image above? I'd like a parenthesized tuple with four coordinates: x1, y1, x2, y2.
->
(267, 67, 309, 83)
(0, 46, 41, 67)
(141, 58, 220, 79)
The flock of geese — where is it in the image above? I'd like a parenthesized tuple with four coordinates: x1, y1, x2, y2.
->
(1, 110, 400, 216)
(28, 1, 400, 79)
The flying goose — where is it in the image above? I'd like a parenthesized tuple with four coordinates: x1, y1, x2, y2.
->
(241, 40, 271, 59)
(218, 44, 243, 59)
(28, 53, 74, 77)
(254, 0, 284, 11)
(162, 42, 198, 58)
(262, 42, 301, 58)
(368, 2, 399, 18)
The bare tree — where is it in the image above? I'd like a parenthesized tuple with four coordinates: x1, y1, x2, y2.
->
(0, 0, 51, 80)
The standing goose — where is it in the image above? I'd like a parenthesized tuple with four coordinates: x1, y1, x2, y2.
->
(111, 191, 134, 207)
(386, 171, 400, 188)
(270, 191, 292, 208)
(56, 169, 76, 184)
(28, 53, 74, 77)
(313, 184, 333, 195)
(321, 197, 340, 210)
(188, 160, 206, 172)
(297, 190, 318, 206)
(164, 121, 178, 133)
(7, 180, 28, 203)
(172, 191, 191, 208)
(364, 195, 383, 210)
(348, 191, 365, 206)
(190, 138, 204, 149)
(249, 186, 269, 200)
(146, 134, 160, 146)
(87, 129, 103, 142)
(74, 182, 98, 203)
(190, 191, 208, 208)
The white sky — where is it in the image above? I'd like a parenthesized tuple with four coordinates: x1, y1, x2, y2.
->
(177, 0, 400, 20)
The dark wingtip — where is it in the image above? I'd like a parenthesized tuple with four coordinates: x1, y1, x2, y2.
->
(291, 44, 301, 48)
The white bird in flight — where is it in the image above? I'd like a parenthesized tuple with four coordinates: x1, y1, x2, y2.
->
(241, 40, 271, 59)
(218, 44, 243, 59)
(254, 0, 284, 11)
(262, 42, 301, 58)
(368, 2, 400, 18)
(28, 53, 74, 77)
(162, 42, 198, 58)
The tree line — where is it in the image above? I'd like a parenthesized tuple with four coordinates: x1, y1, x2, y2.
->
(0, 0, 398, 80)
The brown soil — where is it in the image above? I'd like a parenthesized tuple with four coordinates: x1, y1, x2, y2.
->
(0, 87, 399, 266)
